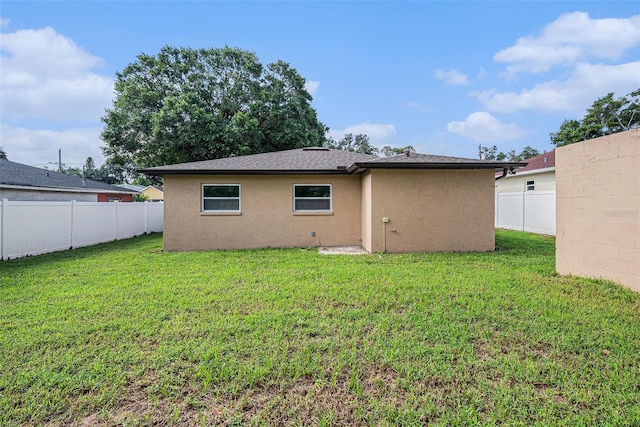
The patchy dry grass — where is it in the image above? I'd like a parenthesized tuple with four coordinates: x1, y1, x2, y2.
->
(1, 230, 639, 426)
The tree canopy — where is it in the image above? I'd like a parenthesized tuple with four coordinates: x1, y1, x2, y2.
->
(63, 157, 132, 185)
(324, 133, 379, 155)
(550, 89, 639, 147)
(380, 145, 415, 157)
(0, 147, 6, 160)
(480, 145, 540, 162)
(101, 46, 327, 168)
(324, 134, 416, 157)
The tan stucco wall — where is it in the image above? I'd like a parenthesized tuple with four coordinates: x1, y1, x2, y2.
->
(162, 174, 363, 251)
(495, 170, 555, 193)
(556, 129, 640, 292)
(365, 169, 496, 253)
(361, 172, 372, 252)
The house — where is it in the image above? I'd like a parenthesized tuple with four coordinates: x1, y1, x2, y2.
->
(0, 159, 137, 202)
(495, 150, 555, 193)
(494, 150, 556, 235)
(140, 147, 525, 253)
(141, 185, 164, 201)
(556, 129, 639, 292)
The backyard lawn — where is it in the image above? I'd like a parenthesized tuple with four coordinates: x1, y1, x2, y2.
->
(1, 230, 639, 426)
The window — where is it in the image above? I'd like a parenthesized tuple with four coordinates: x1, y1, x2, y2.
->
(526, 180, 535, 191)
(293, 184, 332, 212)
(202, 184, 240, 212)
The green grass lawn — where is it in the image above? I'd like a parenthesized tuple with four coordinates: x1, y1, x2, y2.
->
(1, 230, 639, 426)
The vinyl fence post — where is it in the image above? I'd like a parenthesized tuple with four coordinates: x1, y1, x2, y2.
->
(70, 200, 76, 249)
(144, 201, 149, 234)
(1, 199, 8, 260)
(521, 191, 526, 231)
(113, 201, 119, 241)
(495, 193, 499, 228)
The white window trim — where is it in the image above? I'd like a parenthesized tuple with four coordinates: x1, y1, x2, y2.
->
(201, 184, 241, 213)
(293, 184, 332, 213)
(525, 180, 535, 191)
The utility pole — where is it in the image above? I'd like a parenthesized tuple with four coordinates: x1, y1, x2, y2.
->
(58, 148, 63, 173)
(478, 144, 483, 160)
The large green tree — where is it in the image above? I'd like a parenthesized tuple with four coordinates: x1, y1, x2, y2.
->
(550, 89, 639, 147)
(101, 46, 327, 167)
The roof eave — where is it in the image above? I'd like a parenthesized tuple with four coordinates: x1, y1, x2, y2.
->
(0, 183, 137, 194)
(501, 166, 555, 177)
(138, 168, 354, 176)
(352, 161, 528, 170)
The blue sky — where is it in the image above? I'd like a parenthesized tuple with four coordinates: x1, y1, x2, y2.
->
(1, 1, 639, 168)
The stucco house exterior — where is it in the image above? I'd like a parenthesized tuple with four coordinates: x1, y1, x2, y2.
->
(0, 159, 136, 202)
(495, 150, 555, 193)
(141, 148, 524, 253)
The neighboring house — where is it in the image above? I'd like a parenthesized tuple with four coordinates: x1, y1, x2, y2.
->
(0, 159, 136, 202)
(495, 150, 555, 193)
(141, 185, 164, 201)
(556, 129, 639, 292)
(141, 147, 524, 253)
(494, 150, 556, 235)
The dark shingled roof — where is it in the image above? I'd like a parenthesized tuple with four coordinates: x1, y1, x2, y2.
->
(140, 148, 380, 175)
(494, 150, 554, 178)
(0, 159, 134, 193)
(512, 150, 555, 173)
(349, 152, 525, 171)
(140, 147, 526, 175)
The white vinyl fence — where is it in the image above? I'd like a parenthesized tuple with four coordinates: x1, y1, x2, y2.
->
(0, 200, 163, 260)
(495, 191, 555, 235)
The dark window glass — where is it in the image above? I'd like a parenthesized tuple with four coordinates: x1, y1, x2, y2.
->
(294, 185, 330, 198)
(203, 185, 239, 198)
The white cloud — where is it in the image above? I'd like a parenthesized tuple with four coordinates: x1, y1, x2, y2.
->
(495, 12, 640, 75)
(0, 26, 114, 121)
(446, 112, 527, 143)
(328, 122, 396, 144)
(433, 68, 469, 85)
(0, 124, 105, 167)
(305, 80, 320, 96)
(475, 61, 640, 114)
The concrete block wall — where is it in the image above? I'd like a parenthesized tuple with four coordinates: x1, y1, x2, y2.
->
(556, 129, 640, 291)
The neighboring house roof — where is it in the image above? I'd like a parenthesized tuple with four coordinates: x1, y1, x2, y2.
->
(140, 147, 526, 175)
(0, 159, 135, 194)
(117, 183, 145, 192)
(513, 150, 555, 173)
(495, 150, 555, 178)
